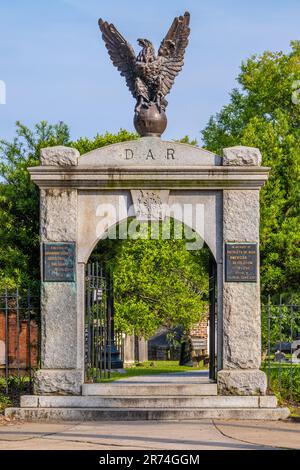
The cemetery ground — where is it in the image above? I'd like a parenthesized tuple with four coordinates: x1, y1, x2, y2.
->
(85, 361, 206, 382)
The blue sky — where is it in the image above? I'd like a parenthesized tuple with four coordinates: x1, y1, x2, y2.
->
(0, 0, 299, 143)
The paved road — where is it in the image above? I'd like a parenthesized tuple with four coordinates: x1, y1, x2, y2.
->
(0, 418, 299, 450)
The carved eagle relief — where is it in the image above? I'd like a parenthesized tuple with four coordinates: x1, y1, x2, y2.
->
(98, 12, 190, 114)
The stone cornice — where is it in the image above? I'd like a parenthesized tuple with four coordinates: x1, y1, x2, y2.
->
(28, 165, 270, 190)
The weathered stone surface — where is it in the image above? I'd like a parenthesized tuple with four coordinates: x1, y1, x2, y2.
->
(41, 283, 77, 369)
(222, 184, 263, 399)
(34, 369, 83, 395)
(78, 137, 221, 167)
(82, 383, 218, 396)
(20, 395, 39, 407)
(20, 395, 274, 409)
(217, 370, 267, 396)
(131, 189, 170, 220)
(40, 189, 77, 242)
(40, 146, 79, 166)
(223, 283, 261, 369)
(223, 146, 262, 166)
(223, 190, 260, 242)
(77, 190, 222, 263)
(5, 406, 289, 421)
(259, 395, 278, 408)
(223, 188, 261, 373)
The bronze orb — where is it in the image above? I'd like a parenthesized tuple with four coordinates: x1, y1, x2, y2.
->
(134, 104, 167, 137)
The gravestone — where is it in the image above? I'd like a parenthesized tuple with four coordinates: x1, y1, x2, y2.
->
(0, 340, 5, 365)
(274, 351, 287, 363)
(291, 341, 300, 364)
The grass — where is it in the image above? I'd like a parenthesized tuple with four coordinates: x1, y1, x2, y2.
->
(87, 360, 207, 383)
(261, 364, 300, 413)
(0, 376, 32, 411)
(261, 359, 300, 369)
(289, 407, 300, 419)
(0, 395, 12, 412)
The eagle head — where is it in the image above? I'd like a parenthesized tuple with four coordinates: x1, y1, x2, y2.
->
(137, 39, 156, 62)
(137, 38, 151, 47)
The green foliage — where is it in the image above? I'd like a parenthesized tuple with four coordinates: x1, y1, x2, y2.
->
(0, 124, 137, 290)
(261, 364, 300, 404)
(175, 135, 198, 146)
(0, 375, 32, 409)
(72, 129, 138, 155)
(0, 121, 70, 291)
(261, 303, 300, 352)
(202, 41, 300, 295)
(0, 394, 12, 411)
(91, 220, 210, 338)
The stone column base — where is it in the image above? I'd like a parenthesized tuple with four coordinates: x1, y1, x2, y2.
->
(217, 370, 267, 396)
(34, 369, 84, 395)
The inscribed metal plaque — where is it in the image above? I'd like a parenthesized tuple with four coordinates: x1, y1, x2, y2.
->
(43, 243, 75, 282)
(225, 243, 257, 282)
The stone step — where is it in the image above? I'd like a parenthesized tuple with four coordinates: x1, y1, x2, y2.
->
(20, 394, 278, 409)
(82, 383, 217, 396)
(5, 406, 290, 421)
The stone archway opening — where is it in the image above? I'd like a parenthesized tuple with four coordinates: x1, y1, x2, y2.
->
(84, 216, 218, 384)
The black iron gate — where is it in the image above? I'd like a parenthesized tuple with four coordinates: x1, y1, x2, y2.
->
(209, 258, 217, 380)
(0, 288, 40, 400)
(261, 296, 300, 403)
(85, 262, 123, 382)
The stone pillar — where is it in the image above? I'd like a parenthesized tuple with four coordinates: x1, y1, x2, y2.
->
(217, 146, 267, 395)
(34, 147, 83, 395)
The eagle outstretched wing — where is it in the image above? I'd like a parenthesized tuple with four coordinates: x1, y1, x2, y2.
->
(98, 19, 137, 98)
(158, 12, 190, 99)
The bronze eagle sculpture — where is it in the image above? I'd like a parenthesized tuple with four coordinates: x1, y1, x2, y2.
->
(98, 12, 190, 136)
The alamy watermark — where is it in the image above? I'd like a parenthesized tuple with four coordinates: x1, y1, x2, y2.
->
(0, 80, 6, 104)
(94, 196, 206, 250)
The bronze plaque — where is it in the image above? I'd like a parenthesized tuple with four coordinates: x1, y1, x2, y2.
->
(225, 243, 257, 282)
(43, 243, 75, 282)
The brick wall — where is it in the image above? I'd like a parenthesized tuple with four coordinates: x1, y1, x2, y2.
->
(191, 318, 208, 339)
(0, 311, 38, 369)
(190, 314, 209, 355)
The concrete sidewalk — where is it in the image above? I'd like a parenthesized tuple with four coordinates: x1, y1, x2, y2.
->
(0, 418, 299, 450)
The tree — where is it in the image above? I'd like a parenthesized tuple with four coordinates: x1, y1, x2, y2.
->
(202, 41, 300, 296)
(0, 122, 137, 290)
(0, 121, 70, 291)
